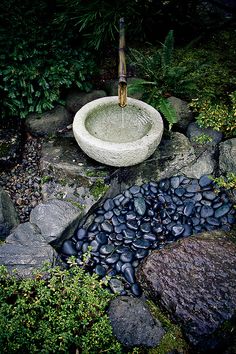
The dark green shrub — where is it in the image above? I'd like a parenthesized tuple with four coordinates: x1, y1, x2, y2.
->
(0, 39, 95, 119)
(0, 260, 122, 353)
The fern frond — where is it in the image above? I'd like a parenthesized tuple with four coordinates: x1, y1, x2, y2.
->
(161, 30, 174, 70)
(158, 97, 177, 130)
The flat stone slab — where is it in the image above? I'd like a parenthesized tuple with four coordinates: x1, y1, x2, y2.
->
(30, 199, 82, 247)
(137, 230, 236, 350)
(108, 296, 165, 347)
(0, 222, 55, 277)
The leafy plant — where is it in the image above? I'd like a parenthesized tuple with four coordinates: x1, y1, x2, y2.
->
(128, 30, 196, 128)
(0, 260, 122, 353)
(192, 133, 213, 145)
(212, 173, 236, 190)
(190, 91, 236, 137)
(0, 39, 95, 119)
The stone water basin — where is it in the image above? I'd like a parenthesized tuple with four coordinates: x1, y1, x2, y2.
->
(73, 96, 163, 167)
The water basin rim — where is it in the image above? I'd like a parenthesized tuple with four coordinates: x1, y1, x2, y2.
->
(73, 96, 163, 148)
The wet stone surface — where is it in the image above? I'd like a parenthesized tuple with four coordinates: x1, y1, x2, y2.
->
(60, 175, 235, 297)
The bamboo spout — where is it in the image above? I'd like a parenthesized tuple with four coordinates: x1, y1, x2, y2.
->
(118, 17, 127, 108)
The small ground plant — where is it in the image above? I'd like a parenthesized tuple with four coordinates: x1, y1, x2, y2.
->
(0, 259, 122, 353)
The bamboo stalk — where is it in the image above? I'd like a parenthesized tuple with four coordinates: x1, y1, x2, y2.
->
(118, 17, 127, 107)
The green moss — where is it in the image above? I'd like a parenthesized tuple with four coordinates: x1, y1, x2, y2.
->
(41, 175, 53, 184)
(146, 300, 189, 354)
(0, 143, 11, 158)
(85, 169, 108, 178)
(68, 200, 85, 211)
(90, 178, 109, 199)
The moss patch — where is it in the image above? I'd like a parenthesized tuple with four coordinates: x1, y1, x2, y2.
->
(90, 178, 109, 199)
(146, 300, 189, 354)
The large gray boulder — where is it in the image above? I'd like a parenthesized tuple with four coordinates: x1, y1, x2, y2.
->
(187, 122, 223, 146)
(66, 89, 107, 114)
(0, 188, 19, 239)
(137, 230, 236, 351)
(30, 199, 82, 247)
(108, 296, 165, 348)
(167, 96, 193, 131)
(25, 105, 72, 137)
(0, 222, 55, 277)
(219, 138, 236, 174)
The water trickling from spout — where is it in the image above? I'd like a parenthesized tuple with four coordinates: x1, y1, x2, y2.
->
(121, 107, 125, 129)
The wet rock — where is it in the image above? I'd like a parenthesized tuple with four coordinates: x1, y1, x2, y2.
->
(108, 296, 165, 347)
(137, 230, 236, 351)
(219, 138, 236, 174)
(65, 89, 107, 114)
(0, 188, 19, 239)
(30, 199, 82, 247)
(134, 197, 146, 216)
(0, 222, 55, 277)
(25, 105, 72, 137)
(187, 122, 223, 146)
(109, 278, 125, 294)
(167, 96, 193, 131)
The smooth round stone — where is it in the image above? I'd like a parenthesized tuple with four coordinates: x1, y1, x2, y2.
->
(214, 204, 230, 218)
(121, 197, 130, 206)
(90, 239, 100, 252)
(125, 190, 132, 198)
(95, 265, 106, 277)
(109, 278, 124, 294)
(127, 219, 139, 231)
(130, 185, 140, 195)
(228, 215, 235, 224)
(124, 238, 133, 245)
(184, 192, 195, 197)
(107, 269, 117, 277)
(104, 210, 113, 219)
(133, 239, 151, 249)
(192, 217, 200, 226)
(96, 208, 105, 215)
(157, 194, 166, 204)
(101, 221, 113, 233)
(103, 198, 115, 212)
(117, 215, 126, 223)
(202, 191, 217, 201)
(200, 205, 214, 218)
(132, 260, 140, 268)
(131, 283, 142, 297)
(150, 186, 158, 194)
(193, 193, 202, 202)
(116, 246, 130, 254)
(204, 223, 216, 231)
(194, 226, 203, 233)
(175, 187, 185, 197)
(105, 253, 120, 265)
(140, 222, 151, 233)
(170, 176, 180, 189)
(213, 202, 223, 209)
(126, 211, 137, 221)
(109, 233, 116, 241)
(172, 213, 179, 221)
(120, 250, 134, 263)
(113, 208, 121, 216)
(152, 222, 163, 234)
(134, 197, 146, 216)
(199, 175, 212, 187)
(114, 224, 126, 234)
(114, 240, 123, 246)
(95, 232, 108, 245)
(75, 240, 83, 251)
(88, 223, 98, 232)
(115, 261, 123, 273)
(150, 181, 158, 187)
(143, 233, 156, 242)
(162, 217, 171, 225)
(157, 234, 166, 242)
(221, 224, 231, 231)
(76, 228, 87, 240)
(116, 233, 124, 241)
(135, 248, 149, 259)
(205, 217, 220, 226)
(201, 200, 212, 206)
(94, 215, 104, 223)
(82, 242, 89, 253)
(186, 182, 200, 193)
(61, 240, 77, 256)
(147, 209, 155, 217)
(159, 179, 170, 191)
(159, 210, 167, 219)
(182, 224, 192, 237)
(100, 244, 115, 255)
(123, 266, 135, 284)
(172, 225, 184, 237)
(111, 215, 119, 226)
(183, 201, 195, 216)
(123, 228, 135, 239)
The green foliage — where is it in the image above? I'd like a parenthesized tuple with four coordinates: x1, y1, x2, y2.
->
(90, 178, 110, 199)
(0, 261, 122, 353)
(192, 133, 213, 145)
(212, 173, 236, 190)
(0, 39, 95, 119)
(190, 91, 236, 137)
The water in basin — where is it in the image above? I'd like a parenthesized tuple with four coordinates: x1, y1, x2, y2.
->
(85, 104, 152, 143)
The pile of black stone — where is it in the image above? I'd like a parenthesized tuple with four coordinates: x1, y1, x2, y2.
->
(60, 175, 235, 296)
